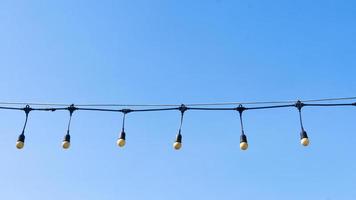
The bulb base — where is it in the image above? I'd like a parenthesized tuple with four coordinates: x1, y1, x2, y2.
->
(173, 142, 182, 150)
(117, 138, 126, 147)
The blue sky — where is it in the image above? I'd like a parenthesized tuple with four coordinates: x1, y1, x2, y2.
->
(0, 0, 356, 199)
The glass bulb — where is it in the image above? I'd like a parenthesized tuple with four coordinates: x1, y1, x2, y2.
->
(117, 138, 126, 147)
(173, 142, 182, 150)
(16, 141, 24, 149)
(240, 142, 248, 150)
(301, 137, 309, 146)
(62, 141, 70, 149)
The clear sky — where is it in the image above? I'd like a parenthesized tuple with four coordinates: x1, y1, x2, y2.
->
(0, 0, 356, 199)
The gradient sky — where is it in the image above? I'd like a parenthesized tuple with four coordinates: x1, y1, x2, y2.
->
(1, 1, 356, 199)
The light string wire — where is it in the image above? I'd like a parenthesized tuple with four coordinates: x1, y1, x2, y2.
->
(0, 101, 355, 114)
(1, 96, 356, 107)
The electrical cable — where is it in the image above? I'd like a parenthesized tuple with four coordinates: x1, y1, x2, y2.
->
(0, 96, 355, 107)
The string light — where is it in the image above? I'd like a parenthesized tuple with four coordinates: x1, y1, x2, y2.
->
(237, 105, 248, 150)
(173, 105, 187, 150)
(62, 104, 76, 149)
(296, 101, 309, 146)
(16, 105, 32, 149)
(0, 97, 353, 151)
(117, 109, 131, 148)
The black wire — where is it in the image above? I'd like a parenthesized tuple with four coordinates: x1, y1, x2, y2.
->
(131, 107, 180, 112)
(239, 111, 244, 134)
(0, 106, 23, 111)
(0, 101, 354, 115)
(76, 107, 121, 112)
(21, 112, 29, 134)
(66, 112, 73, 134)
(75, 107, 179, 113)
(303, 103, 355, 107)
(178, 112, 184, 133)
(1, 96, 356, 107)
(246, 104, 295, 110)
(188, 107, 235, 111)
(298, 109, 304, 131)
(122, 113, 126, 131)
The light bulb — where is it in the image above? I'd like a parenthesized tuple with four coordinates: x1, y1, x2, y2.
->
(62, 141, 70, 149)
(117, 131, 126, 148)
(173, 133, 182, 150)
(240, 134, 248, 150)
(301, 138, 309, 146)
(62, 133, 71, 149)
(173, 142, 182, 150)
(240, 142, 248, 150)
(16, 141, 24, 149)
(300, 130, 309, 147)
(16, 134, 25, 149)
(117, 138, 126, 147)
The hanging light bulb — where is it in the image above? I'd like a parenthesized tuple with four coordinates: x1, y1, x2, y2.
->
(62, 104, 75, 150)
(16, 105, 31, 150)
(62, 132, 71, 149)
(173, 105, 187, 150)
(117, 110, 130, 148)
(240, 133, 248, 150)
(237, 105, 248, 151)
(16, 133, 25, 149)
(173, 132, 182, 150)
(296, 101, 310, 147)
(300, 130, 309, 146)
(117, 130, 126, 147)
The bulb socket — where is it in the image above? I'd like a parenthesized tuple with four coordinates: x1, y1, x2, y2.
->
(300, 130, 309, 146)
(300, 130, 308, 139)
(240, 134, 248, 150)
(175, 133, 182, 143)
(63, 133, 71, 143)
(119, 131, 126, 140)
(62, 133, 71, 149)
(17, 133, 25, 143)
(240, 134, 247, 143)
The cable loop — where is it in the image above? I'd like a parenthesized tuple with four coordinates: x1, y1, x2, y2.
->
(178, 104, 188, 114)
(68, 104, 77, 116)
(66, 104, 76, 134)
(295, 100, 304, 111)
(23, 105, 32, 115)
(236, 104, 246, 114)
(122, 109, 132, 114)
